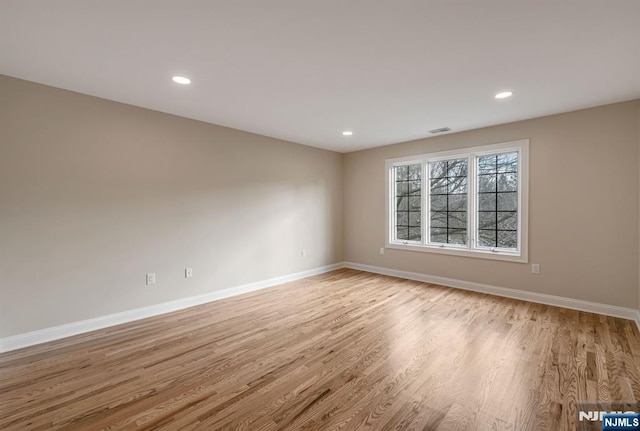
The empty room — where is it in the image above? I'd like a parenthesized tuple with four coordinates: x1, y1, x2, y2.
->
(1, 1, 640, 430)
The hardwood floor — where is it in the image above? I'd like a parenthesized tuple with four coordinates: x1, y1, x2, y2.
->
(1, 269, 639, 430)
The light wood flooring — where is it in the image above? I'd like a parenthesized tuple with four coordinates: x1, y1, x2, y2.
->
(1, 269, 639, 430)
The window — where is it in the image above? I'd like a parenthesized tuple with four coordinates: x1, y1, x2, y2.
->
(386, 140, 529, 262)
(394, 163, 422, 242)
(428, 158, 468, 246)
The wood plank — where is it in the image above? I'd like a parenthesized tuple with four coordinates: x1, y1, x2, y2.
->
(0, 269, 638, 430)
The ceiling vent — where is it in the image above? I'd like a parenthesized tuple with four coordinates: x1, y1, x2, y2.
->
(429, 127, 452, 134)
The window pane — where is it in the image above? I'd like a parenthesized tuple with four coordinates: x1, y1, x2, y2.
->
(430, 228, 447, 243)
(396, 165, 408, 181)
(409, 211, 421, 226)
(447, 159, 468, 177)
(497, 152, 518, 173)
(409, 180, 421, 195)
(448, 176, 467, 194)
(497, 192, 518, 211)
(409, 195, 421, 211)
(498, 231, 517, 248)
(431, 235, 447, 243)
(448, 194, 467, 211)
(478, 211, 496, 230)
(497, 172, 517, 192)
(497, 212, 517, 230)
(394, 164, 422, 242)
(478, 174, 496, 192)
(396, 196, 408, 211)
(430, 161, 447, 179)
(448, 229, 467, 245)
(475, 151, 519, 250)
(478, 230, 496, 247)
(408, 227, 421, 241)
(428, 158, 468, 246)
(408, 164, 421, 180)
(431, 195, 446, 211)
(397, 211, 408, 226)
(396, 181, 408, 196)
(478, 193, 496, 211)
(430, 211, 447, 228)
(479, 155, 497, 173)
(448, 212, 467, 229)
(430, 178, 447, 194)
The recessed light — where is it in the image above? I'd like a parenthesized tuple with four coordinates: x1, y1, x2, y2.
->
(172, 76, 191, 85)
(495, 91, 513, 99)
(342, 131, 353, 136)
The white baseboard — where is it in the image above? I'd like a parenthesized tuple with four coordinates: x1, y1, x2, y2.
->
(0, 263, 343, 353)
(3, 261, 639, 353)
(344, 262, 640, 324)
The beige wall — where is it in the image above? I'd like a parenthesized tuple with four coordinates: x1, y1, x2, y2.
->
(0, 75, 343, 337)
(344, 101, 640, 308)
(1, 73, 639, 339)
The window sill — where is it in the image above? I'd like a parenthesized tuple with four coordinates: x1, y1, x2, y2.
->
(386, 242, 528, 263)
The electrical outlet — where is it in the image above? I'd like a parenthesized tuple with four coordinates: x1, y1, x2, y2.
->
(146, 273, 156, 285)
(185, 268, 193, 278)
(531, 264, 540, 274)
(301, 249, 306, 258)
(379, 247, 385, 255)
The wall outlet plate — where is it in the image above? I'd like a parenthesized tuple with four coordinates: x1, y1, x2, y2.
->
(146, 273, 156, 285)
(185, 268, 193, 278)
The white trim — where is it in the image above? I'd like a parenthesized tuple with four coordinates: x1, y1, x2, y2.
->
(0, 263, 343, 353)
(384, 140, 529, 164)
(3, 261, 638, 353)
(343, 262, 639, 322)
(385, 243, 527, 263)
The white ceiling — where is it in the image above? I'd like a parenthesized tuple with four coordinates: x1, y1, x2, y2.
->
(2, 1, 639, 152)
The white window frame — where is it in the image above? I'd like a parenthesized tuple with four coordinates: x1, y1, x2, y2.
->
(385, 139, 529, 263)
